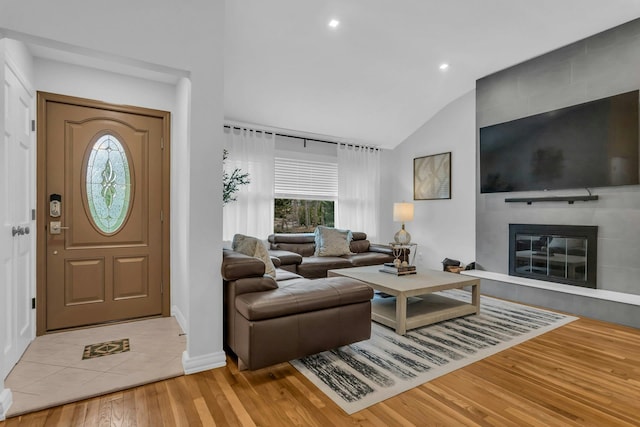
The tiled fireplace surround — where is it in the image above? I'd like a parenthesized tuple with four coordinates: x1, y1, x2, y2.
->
(472, 17, 640, 329)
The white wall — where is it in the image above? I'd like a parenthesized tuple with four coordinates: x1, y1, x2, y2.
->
(171, 78, 191, 332)
(0, 0, 226, 383)
(34, 58, 176, 111)
(382, 90, 476, 270)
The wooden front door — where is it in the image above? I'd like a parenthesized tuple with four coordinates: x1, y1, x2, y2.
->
(37, 93, 170, 333)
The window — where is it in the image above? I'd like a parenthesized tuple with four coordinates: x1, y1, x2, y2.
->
(274, 199, 334, 233)
(85, 134, 132, 234)
(274, 157, 337, 233)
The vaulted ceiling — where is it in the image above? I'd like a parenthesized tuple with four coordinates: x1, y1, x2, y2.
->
(224, 1, 640, 148)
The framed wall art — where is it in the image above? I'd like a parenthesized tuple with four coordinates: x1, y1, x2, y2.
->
(413, 152, 451, 200)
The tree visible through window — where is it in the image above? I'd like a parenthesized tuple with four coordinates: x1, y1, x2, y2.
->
(274, 157, 337, 233)
(274, 199, 334, 233)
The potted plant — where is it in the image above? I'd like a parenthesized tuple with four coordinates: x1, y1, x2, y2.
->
(223, 149, 250, 205)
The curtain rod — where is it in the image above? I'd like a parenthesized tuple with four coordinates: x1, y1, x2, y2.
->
(223, 125, 379, 150)
(224, 124, 336, 146)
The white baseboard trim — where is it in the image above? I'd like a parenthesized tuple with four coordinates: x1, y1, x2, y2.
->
(182, 350, 226, 375)
(0, 388, 13, 421)
(171, 305, 188, 334)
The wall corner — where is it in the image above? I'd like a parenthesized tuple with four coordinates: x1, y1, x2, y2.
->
(182, 350, 226, 375)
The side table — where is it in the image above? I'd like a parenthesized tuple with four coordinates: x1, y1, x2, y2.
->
(390, 242, 418, 266)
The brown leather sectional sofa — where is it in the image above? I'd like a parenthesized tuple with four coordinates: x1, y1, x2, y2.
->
(267, 232, 398, 278)
(221, 231, 403, 370)
(222, 249, 373, 370)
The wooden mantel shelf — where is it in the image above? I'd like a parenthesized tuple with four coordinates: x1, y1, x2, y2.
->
(504, 195, 599, 205)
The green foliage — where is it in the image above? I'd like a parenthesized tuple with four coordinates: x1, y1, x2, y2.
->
(274, 199, 334, 233)
(223, 149, 250, 205)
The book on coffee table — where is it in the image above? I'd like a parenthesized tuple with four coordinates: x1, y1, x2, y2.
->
(380, 264, 417, 275)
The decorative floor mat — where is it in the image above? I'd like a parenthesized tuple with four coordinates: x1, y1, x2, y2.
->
(82, 338, 130, 360)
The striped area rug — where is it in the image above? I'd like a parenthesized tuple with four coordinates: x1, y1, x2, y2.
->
(290, 290, 578, 414)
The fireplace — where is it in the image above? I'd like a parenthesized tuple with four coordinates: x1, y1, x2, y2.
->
(509, 224, 598, 288)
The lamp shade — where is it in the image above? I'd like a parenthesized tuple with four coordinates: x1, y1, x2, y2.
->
(393, 202, 414, 222)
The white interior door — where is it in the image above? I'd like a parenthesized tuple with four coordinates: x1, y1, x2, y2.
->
(1, 58, 35, 379)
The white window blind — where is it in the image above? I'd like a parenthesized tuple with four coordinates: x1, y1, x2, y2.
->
(274, 157, 338, 200)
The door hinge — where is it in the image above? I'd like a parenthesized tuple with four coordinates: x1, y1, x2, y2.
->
(160, 210, 164, 222)
(161, 280, 164, 294)
(31, 298, 36, 309)
(31, 120, 35, 132)
(161, 137, 164, 149)
(32, 209, 36, 220)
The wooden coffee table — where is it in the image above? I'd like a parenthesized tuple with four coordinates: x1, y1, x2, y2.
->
(328, 265, 480, 335)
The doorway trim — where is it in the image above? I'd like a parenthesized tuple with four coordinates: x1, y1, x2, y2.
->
(36, 92, 171, 335)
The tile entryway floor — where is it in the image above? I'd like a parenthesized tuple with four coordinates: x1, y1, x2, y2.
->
(5, 317, 185, 417)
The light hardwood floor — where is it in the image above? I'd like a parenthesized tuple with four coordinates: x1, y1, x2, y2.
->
(2, 316, 639, 426)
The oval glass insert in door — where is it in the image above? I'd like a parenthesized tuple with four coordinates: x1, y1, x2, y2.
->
(85, 134, 133, 234)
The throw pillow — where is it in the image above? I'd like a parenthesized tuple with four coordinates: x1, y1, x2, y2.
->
(314, 226, 353, 257)
(232, 234, 277, 278)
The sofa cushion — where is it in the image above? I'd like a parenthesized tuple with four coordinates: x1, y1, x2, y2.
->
(369, 243, 395, 255)
(274, 268, 304, 282)
(349, 239, 370, 253)
(222, 249, 266, 280)
(235, 277, 373, 321)
(297, 256, 353, 278)
(269, 233, 316, 257)
(344, 252, 396, 267)
(231, 277, 279, 295)
(278, 264, 298, 275)
(270, 256, 281, 268)
(351, 232, 367, 241)
(277, 277, 311, 288)
(268, 249, 303, 266)
(269, 233, 316, 244)
(233, 234, 277, 278)
(314, 226, 353, 257)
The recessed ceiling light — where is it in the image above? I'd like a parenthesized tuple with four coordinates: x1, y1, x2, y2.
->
(439, 63, 450, 71)
(328, 19, 340, 28)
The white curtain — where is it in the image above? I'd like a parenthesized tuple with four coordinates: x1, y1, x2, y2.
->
(223, 127, 275, 241)
(336, 143, 381, 241)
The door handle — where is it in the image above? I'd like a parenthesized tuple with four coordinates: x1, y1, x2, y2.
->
(50, 221, 70, 234)
(11, 226, 30, 236)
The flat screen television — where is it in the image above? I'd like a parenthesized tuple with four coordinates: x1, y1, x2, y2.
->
(479, 90, 639, 193)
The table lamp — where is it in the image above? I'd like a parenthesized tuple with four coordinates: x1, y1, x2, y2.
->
(393, 202, 414, 244)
